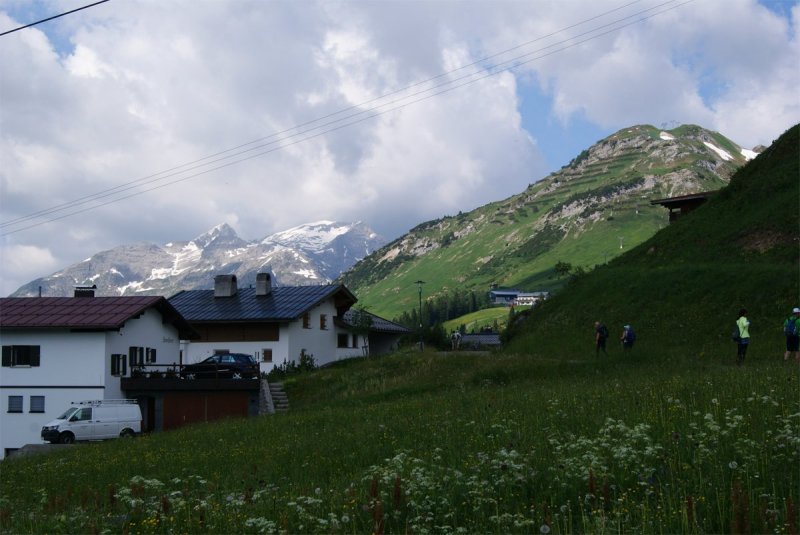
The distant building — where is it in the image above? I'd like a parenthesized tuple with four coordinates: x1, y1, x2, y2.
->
(650, 190, 717, 223)
(489, 288, 549, 305)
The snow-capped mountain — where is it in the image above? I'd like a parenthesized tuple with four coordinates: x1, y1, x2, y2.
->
(9, 222, 386, 298)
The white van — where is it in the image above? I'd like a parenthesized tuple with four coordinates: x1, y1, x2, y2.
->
(41, 400, 142, 444)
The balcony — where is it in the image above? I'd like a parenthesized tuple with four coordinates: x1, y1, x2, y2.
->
(120, 363, 260, 392)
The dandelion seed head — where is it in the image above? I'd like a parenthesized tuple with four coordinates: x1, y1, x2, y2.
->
(540, 524, 551, 534)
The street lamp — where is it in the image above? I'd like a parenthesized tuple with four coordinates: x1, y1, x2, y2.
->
(415, 280, 425, 352)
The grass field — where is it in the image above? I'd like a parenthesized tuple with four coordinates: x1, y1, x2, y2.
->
(442, 306, 518, 333)
(1, 350, 797, 534)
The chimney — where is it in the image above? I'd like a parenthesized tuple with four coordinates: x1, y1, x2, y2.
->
(74, 284, 97, 298)
(256, 272, 272, 296)
(214, 274, 238, 297)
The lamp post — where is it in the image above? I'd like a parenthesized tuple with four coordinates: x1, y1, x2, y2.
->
(415, 280, 425, 352)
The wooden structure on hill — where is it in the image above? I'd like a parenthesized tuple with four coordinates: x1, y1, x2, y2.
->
(650, 190, 717, 223)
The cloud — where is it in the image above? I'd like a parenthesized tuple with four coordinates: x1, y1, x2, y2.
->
(0, 0, 798, 295)
(0, 244, 59, 296)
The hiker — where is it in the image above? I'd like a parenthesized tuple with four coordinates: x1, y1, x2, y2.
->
(621, 325, 635, 351)
(783, 307, 800, 363)
(450, 330, 459, 351)
(735, 309, 750, 365)
(595, 322, 609, 356)
(456, 330, 462, 350)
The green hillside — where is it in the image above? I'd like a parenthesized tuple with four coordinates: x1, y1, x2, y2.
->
(504, 123, 800, 357)
(342, 124, 751, 320)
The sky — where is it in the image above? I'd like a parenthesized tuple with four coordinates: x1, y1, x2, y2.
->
(1, 0, 798, 296)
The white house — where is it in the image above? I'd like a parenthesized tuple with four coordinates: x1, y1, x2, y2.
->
(169, 274, 409, 371)
(0, 293, 196, 459)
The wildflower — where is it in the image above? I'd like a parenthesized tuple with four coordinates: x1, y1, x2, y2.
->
(729, 461, 738, 469)
(315, 488, 322, 496)
(673, 432, 679, 439)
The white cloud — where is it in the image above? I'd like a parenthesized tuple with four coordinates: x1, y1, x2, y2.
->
(0, 0, 797, 294)
(0, 245, 59, 296)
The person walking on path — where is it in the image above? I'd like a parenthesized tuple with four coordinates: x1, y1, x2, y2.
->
(783, 307, 800, 362)
(621, 325, 635, 352)
(595, 321, 609, 357)
(450, 330, 459, 351)
(735, 309, 750, 365)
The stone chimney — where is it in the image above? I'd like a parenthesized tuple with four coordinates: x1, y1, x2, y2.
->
(256, 272, 272, 296)
(73, 284, 96, 298)
(214, 274, 238, 297)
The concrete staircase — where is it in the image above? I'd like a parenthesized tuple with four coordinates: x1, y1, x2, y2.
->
(269, 382, 290, 412)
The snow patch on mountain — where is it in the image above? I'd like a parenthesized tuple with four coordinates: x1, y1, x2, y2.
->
(740, 148, 758, 160)
(703, 141, 733, 161)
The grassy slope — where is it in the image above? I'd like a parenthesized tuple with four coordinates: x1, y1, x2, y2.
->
(504, 124, 800, 358)
(346, 125, 743, 319)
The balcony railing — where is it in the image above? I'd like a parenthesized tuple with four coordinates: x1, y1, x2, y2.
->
(121, 363, 260, 391)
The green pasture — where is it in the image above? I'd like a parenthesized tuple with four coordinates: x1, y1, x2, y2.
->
(442, 306, 516, 333)
(1, 349, 797, 534)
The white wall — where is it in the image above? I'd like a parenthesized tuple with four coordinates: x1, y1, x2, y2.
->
(0, 329, 106, 458)
(286, 299, 340, 367)
(0, 308, 183, 459)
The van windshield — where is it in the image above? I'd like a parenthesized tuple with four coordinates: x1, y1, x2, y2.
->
(57, 407, 78, 420)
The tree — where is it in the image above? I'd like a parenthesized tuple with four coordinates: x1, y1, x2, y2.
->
(555, 260, 573, 277)
(350, 305, 374, 358)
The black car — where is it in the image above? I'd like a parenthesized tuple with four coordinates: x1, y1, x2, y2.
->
(180, 353, 258, 379)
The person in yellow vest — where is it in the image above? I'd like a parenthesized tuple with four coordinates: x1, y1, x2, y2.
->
(735, 309, 750, 365)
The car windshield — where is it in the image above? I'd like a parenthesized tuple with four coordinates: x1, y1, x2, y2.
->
(57, 407, 78, 420)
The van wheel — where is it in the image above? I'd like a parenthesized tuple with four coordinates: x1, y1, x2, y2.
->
(120, 429, 135, 439)
(59, 433, 75, 444)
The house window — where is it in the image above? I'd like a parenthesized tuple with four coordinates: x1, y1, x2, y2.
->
(337, 334, 349, 348)
(213, 349, 230, 355)
(303, 313, 311, 329)
(262, 349, 273, 363)
(111, 354, 127, 376)
(320, 314, 328, 330)
(7, 396, 22, 413)
(352, 335, 359, 349)
(129, 346, 144, 367)
(30, 396, 45, 413)
(1, 345, 41, 367)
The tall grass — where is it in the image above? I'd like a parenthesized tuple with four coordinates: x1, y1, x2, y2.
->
(0, 350, 797, 534)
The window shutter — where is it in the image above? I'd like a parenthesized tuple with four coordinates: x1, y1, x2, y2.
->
(8, 396, 22, 413)
(30, 396, 45, 413)
(111, 355, 118, 376)
(129, 347, 137, 366)
(146, 348, 157, 363)
(1, 346, 10, 367)
(122, 354, 127, 376)
(30, 346, 40, 367)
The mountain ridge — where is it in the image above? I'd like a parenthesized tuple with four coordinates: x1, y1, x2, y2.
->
(339, 124, 758, 319)
(10, 221, 386, 298)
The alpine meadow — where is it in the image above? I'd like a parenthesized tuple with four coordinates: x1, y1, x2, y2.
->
(0, 126, 798, 534)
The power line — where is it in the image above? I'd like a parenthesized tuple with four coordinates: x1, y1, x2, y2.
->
(0, 0, 110, 37)
(1, 0, 657, 229)
(1, 0, 683, 233)
(1, 0, 692, 236)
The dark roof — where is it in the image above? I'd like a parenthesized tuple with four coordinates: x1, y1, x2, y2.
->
(650, 190, 718, 206)
(168, 285, 357, 322)
(339, 310, 411, 334)
(0, 296, 198, 339)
